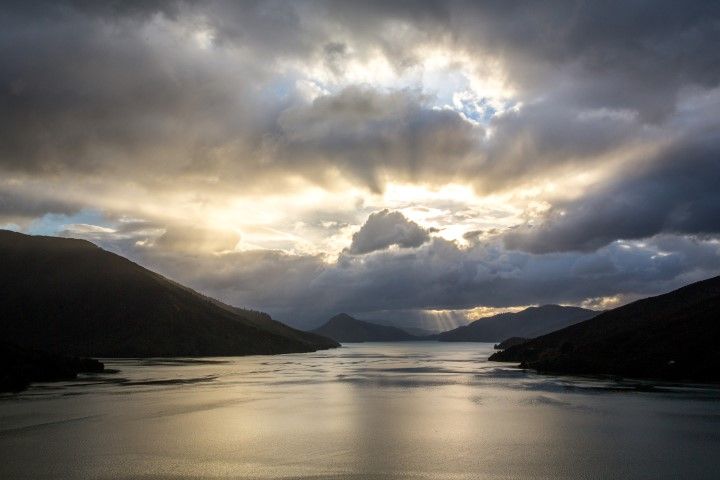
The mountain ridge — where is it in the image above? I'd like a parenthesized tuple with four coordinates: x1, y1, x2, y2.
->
(310, 313, 421, 342)
(0, 229, 339, 357)
(489, 275, 720, 381)
(437, 305, 600, 342)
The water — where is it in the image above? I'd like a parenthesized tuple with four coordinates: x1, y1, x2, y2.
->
(2, 342, 720, 479)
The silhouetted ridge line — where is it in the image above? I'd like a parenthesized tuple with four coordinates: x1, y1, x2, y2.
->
(437, 305, 599, 342)
(490, 275, 720, 381)
(310, 313, 424, 342)
(0, 229, 339, 358)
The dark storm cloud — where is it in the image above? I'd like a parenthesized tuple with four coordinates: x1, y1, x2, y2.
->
(452, 0, 720, 122)
(275, 87, 481, 191)
(2, 0, 719, 191)
(321, 0, 720, 120)
(72, 212, 720, 329)
(96, 231, 720, 329)
(473, 101, 647, 192)
(504, 130, 720, 253)
(347, 209, 431, 254)
(0, 0, 478, 193)
(307, 234, 720, 326)
(0, 0, 286, 183)
(0, 184, 81, 224)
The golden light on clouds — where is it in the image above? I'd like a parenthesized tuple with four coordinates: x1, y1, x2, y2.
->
(423, 305, 531, 331)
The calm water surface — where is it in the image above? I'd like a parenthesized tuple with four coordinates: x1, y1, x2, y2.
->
(1, 342, 720, 479)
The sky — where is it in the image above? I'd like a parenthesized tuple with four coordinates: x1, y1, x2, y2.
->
(2, 0, 720, 330)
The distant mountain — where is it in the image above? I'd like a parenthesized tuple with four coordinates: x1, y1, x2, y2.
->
(360, 320, 439, 338)
(489, 276, 720, 381)
(0, 230, 339, 357)
(310, 313, 419, 342)
(437, 305, 599, 342)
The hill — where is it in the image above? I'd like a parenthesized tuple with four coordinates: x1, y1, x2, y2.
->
(437, 305, 599, 342)
(0, 230, 338, 357)
(310, 313, 419, 342)
(489, 276, 720, 381)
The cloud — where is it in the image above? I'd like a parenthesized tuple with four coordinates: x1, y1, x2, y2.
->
(347, 209, 431, 254)
(100, 232, 719, 329)
(0, 0, 285, 186)
(0, 182, 81, 225)
(450, 0, 720, 122)
(2, 0, 718, 197)
(275, 86, 482, 191)
(503, 130, 720, 253)
(155, 226, 240, 253)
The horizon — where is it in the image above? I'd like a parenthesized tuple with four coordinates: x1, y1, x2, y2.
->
(2, 1, 719, 331)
